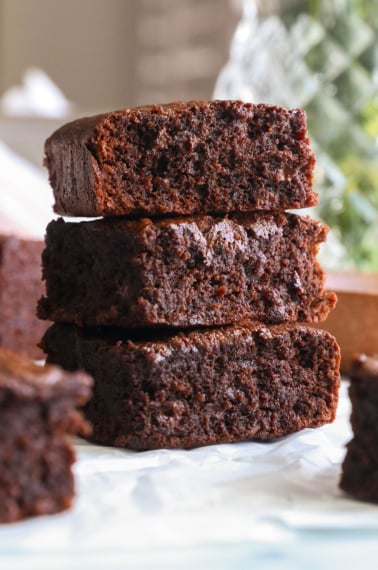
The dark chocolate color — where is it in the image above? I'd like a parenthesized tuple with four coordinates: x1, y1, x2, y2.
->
(38, 212, 336, 328)
(42, 323, 340, 451)
(44, 100, 317, 217)
(340, 354, 378, 503)
(0, 349, 92, 523)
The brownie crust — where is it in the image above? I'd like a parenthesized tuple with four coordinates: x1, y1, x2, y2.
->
(340, 354, 378, 503)
(0, 349, 92, 523)
(38, 213, 336, 328)
(41, 323, 340, 451)
(44, 100, 317, 217)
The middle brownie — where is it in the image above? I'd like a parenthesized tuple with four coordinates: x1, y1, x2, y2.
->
(38, 212, 336, 328)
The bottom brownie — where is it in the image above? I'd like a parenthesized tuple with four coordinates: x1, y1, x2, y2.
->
(340, 354, 378, 503)
(42, 323, 340, 451)
(0, 349, 92, 523)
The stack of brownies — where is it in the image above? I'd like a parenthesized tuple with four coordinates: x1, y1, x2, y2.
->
(38, 100, 340, 450)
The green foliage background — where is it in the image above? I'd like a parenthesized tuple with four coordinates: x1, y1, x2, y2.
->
(282, 0, 378, 270)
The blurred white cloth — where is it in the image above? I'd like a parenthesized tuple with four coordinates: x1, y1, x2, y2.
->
(0, 68, 74, 238)
(1, 68, 73, 118)
(0, 140, 53, 239)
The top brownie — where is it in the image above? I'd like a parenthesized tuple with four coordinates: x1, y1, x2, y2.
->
(45, 100, 317, 217)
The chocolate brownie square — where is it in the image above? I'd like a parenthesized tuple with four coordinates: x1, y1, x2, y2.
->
(38, 212, 336, 328)
(340, 354, 378, 503)
(41, 323, 340, 451)
(0, 349, 92, 523)
(44, 100, 317, 217)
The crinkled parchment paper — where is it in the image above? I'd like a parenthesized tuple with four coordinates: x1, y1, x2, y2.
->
(1, 382, 377, 570)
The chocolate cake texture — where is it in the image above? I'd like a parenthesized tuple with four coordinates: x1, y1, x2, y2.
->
(44, 100, 317, 217)
(0, 349, 92, 523)
(38, 212, 336, 328)
(41, 323, 340, 451)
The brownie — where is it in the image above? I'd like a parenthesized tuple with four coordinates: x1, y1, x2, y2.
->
(38, 212, 336, 328)
(0, 348, 92, 523)
(41, 323, 340, 451)
(0, 234, 48, 359)
(44, 100, 317, 217)
(340, 354, 378, 503)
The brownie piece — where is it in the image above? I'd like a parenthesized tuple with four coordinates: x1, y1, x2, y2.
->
(41, 323, 340, 451)
(38, 212, 336, 328)
(44, 100, 317, 217)
(0, 234, 48, 359)
(340, 354, 378, 503)
(0, 349, 92, 523)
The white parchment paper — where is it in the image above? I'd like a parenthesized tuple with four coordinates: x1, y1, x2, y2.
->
(0, 381, 377, 569)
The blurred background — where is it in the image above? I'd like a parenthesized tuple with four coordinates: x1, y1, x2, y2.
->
(0, 0, 378, 270)
(0, 0, 238, 168)
(0, 0, 238, 110)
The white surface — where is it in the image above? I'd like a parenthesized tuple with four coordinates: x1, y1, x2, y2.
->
(0, 382, 377, 569)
